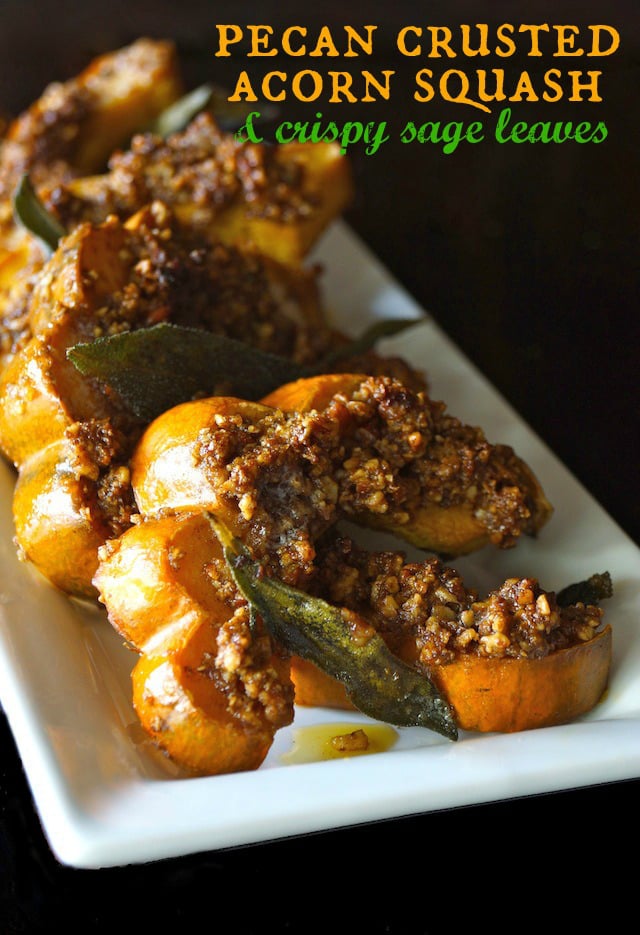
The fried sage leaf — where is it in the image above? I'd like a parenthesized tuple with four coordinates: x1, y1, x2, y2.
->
(13, 174, 66, 252)
(149, 82, 278, 135)
(557, 571, 613, 608)
(67, 324, 307, 422)
(314, 316, 424, 369)
(149, 83, 214, 137)
(67, 318, 423, 422)
(212, 515, 458, 741)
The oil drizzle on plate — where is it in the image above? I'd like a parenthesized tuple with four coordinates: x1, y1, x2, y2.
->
(281, 722, 398, 765)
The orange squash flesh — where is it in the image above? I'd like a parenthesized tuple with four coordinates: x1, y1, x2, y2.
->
(291, 627, 612, 734)
(262, 375, 607, 733)
(291, 657, 353, 710)
(131, 653, 276, 776)
(426, 625, 612, 733)
(130, 397, 274, 528)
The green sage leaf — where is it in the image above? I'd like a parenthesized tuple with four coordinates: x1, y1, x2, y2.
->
(149, 83, 214, 137)
(13, 174, 65, 252)
(211, 515, 458, 741)
(148, 82, 278, 136)
(557, 571, 613, 608)
(66, 317, 425, 423)
(317, 317, 424, 369)
(66, 323, 307, 422)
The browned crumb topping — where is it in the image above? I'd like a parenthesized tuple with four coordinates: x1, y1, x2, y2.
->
(209, 604, 294, 729)
(195, 375, 546, 583)
(37, 204, 329, 366)
(49, 113, 318, 230)
(329, 377, 545, 545)
(65, 418, 138, 536)
(312, 535, 605, 663)
(196, 406, 342, 585)
(0, 84, 89, 222)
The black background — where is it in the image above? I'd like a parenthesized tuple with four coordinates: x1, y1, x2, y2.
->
(1, 1, 638, 931)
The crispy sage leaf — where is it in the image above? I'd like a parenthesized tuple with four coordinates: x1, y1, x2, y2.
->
(211, 515, 458, 741)
(149, 83, 214, 137)
(13, 174, 65, 252)
(206, 85, 280, 131)
(557, 571, 613, 608)
(315, 317, 424, 369)
(67, 318, 423, 422)
(149, 82, 278, 136)
(67, 324, 307, 422)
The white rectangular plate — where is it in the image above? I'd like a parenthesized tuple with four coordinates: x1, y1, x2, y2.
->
(1, 222, 639, 869)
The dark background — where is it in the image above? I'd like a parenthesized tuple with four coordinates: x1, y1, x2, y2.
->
(1, 1, 638, 930)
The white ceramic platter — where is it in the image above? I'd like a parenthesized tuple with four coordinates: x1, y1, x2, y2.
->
(1, 222, 639, 868)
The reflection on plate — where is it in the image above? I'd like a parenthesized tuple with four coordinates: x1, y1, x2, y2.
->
(1, 222, 639, 868)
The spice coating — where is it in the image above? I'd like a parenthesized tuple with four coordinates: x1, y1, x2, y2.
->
(192, 374, 550, 585)
(312, 535, 605, 663)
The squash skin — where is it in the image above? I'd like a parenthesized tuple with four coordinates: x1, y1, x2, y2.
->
(291, 627, 612, 734)
(94, 511, 294, 776)
(130, 397, 273, 525)
(13, 438, 110, 598)
(0, 221, 134, 468)
(425, 625, 612, 733)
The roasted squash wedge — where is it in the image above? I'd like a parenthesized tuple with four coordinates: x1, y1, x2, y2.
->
(286, 538, 612, 734)
(12, 434, 134, 598)
(0, 203, 332, 597)
(94, 510, 293, 775)
(55, 116, 352, 269)
(426, 627, 612, 732)
(0, 39, 183, 372)
(0, 38, 181, 191)
(293, 624, 612, 733)
(132, 373, 552, 571)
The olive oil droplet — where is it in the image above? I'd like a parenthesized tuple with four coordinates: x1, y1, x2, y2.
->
(281, 722, 398, 765)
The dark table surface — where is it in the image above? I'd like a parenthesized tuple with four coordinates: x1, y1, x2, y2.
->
(1, 2, 639, 930)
